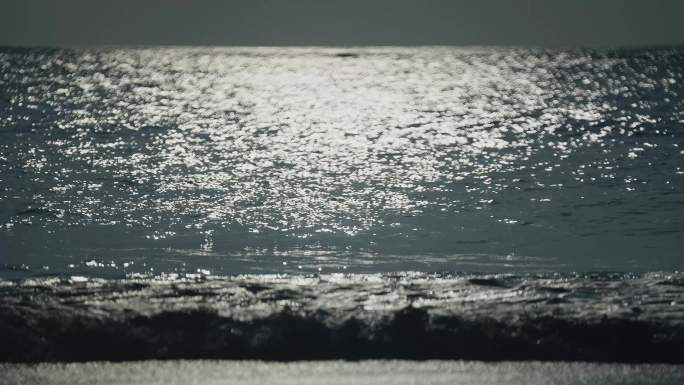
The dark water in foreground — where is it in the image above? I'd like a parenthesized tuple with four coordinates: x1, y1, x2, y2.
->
(2, 272, 683, 362)
(1, 47, 684, 276)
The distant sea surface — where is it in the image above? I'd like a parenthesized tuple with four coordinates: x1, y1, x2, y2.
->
(1, 47, 683, 278)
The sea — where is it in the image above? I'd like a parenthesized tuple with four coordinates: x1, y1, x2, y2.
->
(0, 47, 683, 365)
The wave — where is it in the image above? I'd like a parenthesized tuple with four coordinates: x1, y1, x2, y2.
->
(1, 272, 683, 362)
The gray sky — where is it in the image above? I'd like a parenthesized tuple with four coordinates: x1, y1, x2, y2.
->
(1, 0, 684, 47)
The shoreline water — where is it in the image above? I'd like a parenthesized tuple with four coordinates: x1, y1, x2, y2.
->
(3, 360, 684, 385)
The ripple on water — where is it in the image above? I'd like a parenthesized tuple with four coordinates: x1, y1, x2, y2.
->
(0, 47, 683, 275)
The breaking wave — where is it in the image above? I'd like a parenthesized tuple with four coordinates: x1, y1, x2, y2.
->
(1, 272, 683, 362)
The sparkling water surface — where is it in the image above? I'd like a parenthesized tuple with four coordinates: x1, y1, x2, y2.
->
(1, 47, 683, 277)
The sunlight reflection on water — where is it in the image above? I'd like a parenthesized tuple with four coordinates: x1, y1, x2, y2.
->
(1, 47, 683, 276)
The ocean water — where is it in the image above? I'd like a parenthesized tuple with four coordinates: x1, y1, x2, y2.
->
(1, 47, 683, 277)
(2, 272, 683, 362)
(1, 47, 684, 364)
